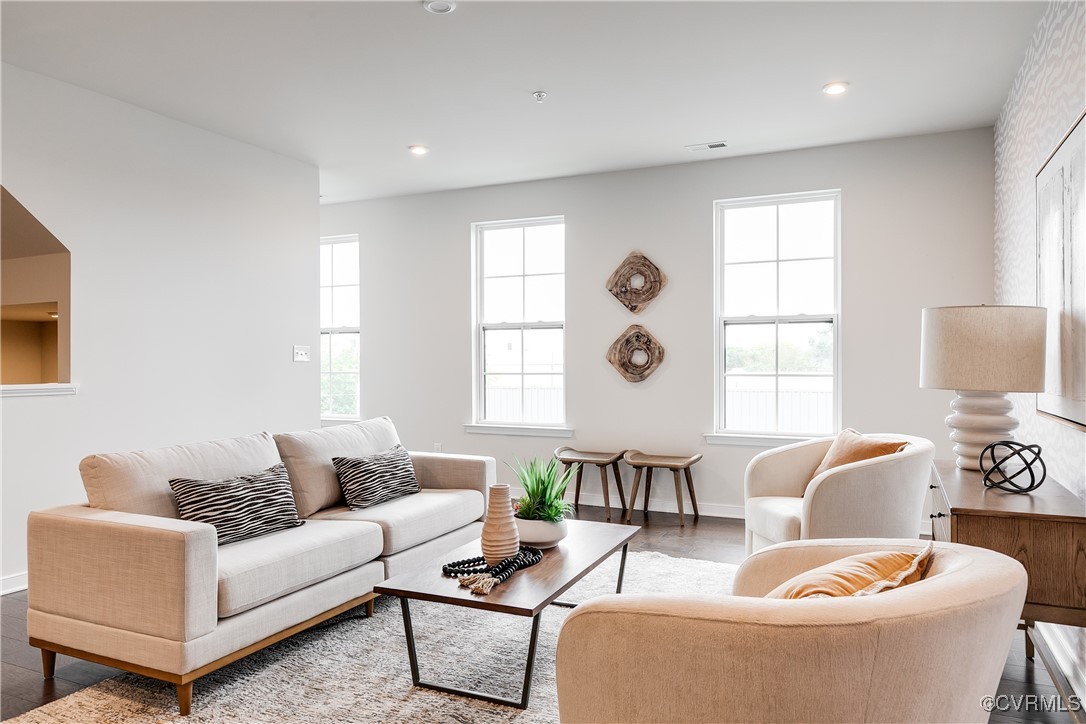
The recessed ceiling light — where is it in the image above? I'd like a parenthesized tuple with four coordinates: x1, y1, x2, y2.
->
(408, 145, 429, 156)
(822, 81, 850, 96)
(423, 1, 456, 14)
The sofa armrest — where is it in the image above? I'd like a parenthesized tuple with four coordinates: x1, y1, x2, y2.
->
(556, 593, 878, 723)
(744, 437, 832, 499)
(27, 505, 218, 642)
(408, 451, 495, 501)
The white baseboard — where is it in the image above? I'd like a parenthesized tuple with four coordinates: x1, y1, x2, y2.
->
(572, 491, 745, 519)
(3, 571, 28, 595)
(507, 486, 933, 533)
(506, 485, 744, 519)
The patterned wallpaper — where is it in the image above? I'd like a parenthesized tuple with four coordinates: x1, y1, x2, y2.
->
(994, 0, 1086, 497)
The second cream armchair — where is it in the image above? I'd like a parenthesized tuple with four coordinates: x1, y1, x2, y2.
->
(744, 433, 936, 554)
(556, 538, 1026, 723)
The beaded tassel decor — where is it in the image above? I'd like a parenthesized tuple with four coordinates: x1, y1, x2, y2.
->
(442, 546, 543, 595)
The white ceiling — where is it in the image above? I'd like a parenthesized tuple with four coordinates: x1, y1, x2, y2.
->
(2, 1, 1045, 204)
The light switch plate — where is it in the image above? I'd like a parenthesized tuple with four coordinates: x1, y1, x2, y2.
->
(293, 345, 311, 363)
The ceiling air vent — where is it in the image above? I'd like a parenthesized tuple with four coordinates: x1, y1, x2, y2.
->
(685, 141, 728, 152)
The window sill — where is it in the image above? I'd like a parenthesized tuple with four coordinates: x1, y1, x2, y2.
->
(465, 423, 574, 438)
(704, 432, 810, 448)
(321, 417, 360, 427)
(1, 383, 79, 398)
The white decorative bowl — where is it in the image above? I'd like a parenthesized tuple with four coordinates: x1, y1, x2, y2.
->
(514, 517, 568, 548)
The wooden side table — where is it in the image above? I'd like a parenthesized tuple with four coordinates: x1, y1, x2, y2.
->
(623, 451, 702, 526)
(931, 460, 1085, 719)
(553, 447, 628, 522)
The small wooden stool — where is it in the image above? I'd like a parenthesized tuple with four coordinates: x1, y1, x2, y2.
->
(553, 447, 628, 522)
(623, 451, 702, 526)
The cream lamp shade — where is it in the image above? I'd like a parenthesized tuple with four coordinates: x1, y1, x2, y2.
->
(919, 305, 1046, 470)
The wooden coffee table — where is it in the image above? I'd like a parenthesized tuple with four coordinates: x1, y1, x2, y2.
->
(374, 519, 639, 708)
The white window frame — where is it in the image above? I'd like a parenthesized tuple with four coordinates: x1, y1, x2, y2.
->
(467, 216, 572, 437)
(320, 233, 361, 423)
(707, 190, 841, 446)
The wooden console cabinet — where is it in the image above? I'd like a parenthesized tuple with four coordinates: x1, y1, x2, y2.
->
(930, 460, 1086, 626)
(930, 460, 1085, 718)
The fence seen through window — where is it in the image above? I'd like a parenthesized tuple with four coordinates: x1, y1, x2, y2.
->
(716, 192, 839, 435)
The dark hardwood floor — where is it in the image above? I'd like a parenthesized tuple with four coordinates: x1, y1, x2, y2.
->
(0, 505, 1069, 721)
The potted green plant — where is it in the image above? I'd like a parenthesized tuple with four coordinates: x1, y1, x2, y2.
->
(510, 457, 579, 548)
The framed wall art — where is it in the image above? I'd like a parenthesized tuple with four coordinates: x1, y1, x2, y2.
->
(1036, 107, 1086, 431)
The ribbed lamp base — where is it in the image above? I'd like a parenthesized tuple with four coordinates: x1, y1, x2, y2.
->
(945, 391, 1018, 471)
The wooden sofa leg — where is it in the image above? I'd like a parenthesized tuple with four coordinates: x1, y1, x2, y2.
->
(41, 649, 56, 678)
(366, 598, 375, 617)
(177, 682, 193, 716)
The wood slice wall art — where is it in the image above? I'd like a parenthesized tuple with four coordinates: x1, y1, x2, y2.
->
(606, 251, 667, 314)
(607, 324, 665, 382)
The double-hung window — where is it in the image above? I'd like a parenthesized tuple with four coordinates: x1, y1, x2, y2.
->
(472, 217, 566, 427)
(320, 234, 361, 420)
(714, 191, 840, 437)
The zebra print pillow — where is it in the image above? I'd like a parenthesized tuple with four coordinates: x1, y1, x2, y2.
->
(169, 463, 305, 545)
(333, 444, 420, 509)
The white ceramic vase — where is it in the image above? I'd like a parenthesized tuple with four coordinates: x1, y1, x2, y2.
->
(481, 483, 520, 566)
(515, 517, 568, 549)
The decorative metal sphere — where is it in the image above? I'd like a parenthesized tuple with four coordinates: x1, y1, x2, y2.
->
(980, 441, 1046, 494)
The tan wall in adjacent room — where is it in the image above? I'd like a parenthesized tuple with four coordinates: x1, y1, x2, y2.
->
(1, 252, 71, 382)
(0, 320, 56, 383)
(41, 321, 59, 381)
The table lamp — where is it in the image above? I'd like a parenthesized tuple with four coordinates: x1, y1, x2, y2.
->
(919, 305, 1046, 470)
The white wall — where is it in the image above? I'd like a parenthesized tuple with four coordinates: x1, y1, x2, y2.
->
(322, 128, 995, 516)
(0, 65, 321, 589)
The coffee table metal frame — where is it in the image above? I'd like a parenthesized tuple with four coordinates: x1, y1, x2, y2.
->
(376, 520, 636, 710)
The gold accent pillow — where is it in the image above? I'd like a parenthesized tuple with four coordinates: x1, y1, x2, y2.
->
(811, 428, 908, 480)
(765, 542, 935, 599)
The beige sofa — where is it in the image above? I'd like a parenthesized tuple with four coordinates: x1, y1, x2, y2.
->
(26, 416, 493, 715)
(556, 538, 1027, 723)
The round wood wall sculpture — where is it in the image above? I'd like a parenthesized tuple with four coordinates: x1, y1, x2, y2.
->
(607, 324, 665, 382)
(606, 251, 667, 314)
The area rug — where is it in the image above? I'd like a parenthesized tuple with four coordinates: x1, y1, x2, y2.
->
(12, 551, 737, 723)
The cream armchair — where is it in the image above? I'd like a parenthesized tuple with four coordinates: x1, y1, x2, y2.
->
(744, 434, 936, 554)
(556, 539, 1027, 723)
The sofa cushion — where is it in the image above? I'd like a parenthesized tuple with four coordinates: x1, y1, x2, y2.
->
(745, 496, 802, 545)
(274, 417, 401, 518)
(308, 488, 484, 555)
(80, 432, 282, 518)
(169, 463, 304, 545)
(334, 444, 420, 509)
(216, 520, 383, 618)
